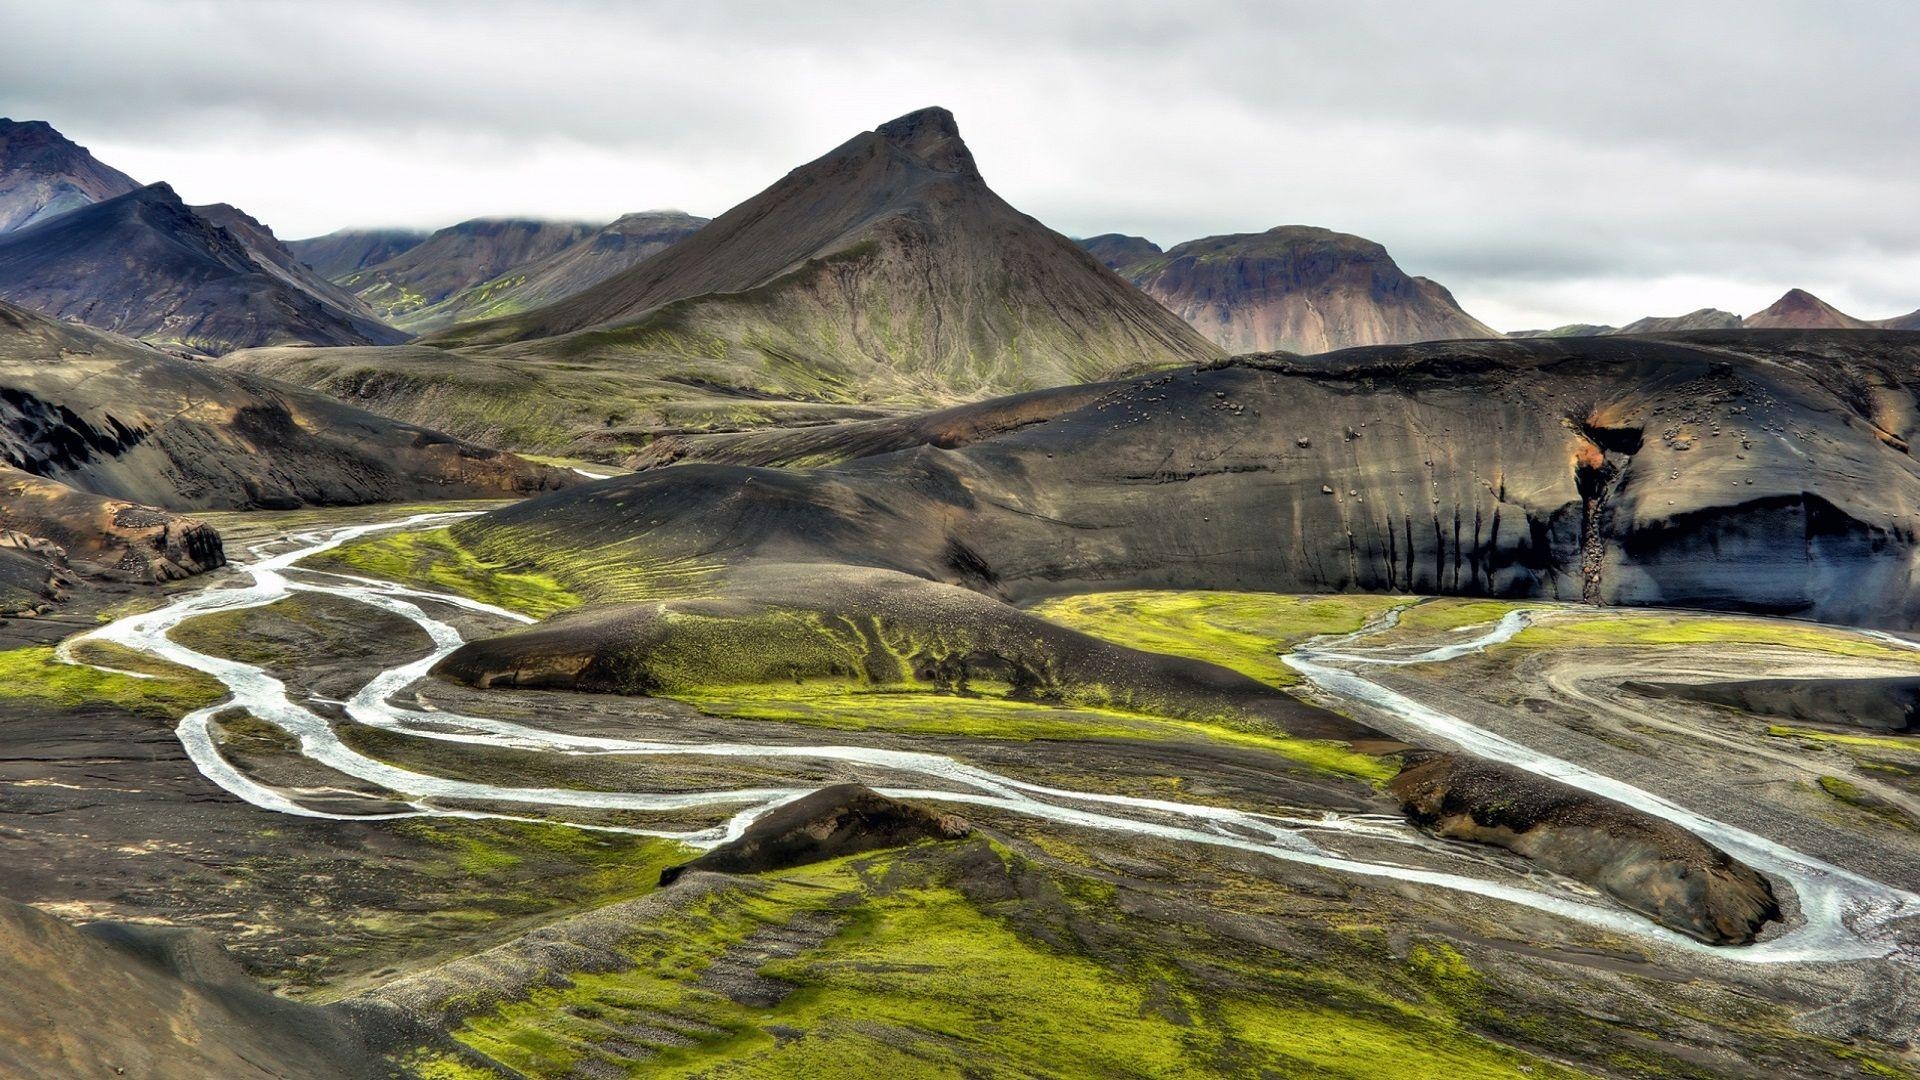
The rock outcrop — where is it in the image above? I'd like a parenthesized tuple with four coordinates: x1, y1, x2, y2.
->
(1390, 752, 1781, 945)
(659, 784, 972, 885)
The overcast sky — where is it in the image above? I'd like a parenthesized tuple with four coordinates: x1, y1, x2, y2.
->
(4, 0, 1915, 329)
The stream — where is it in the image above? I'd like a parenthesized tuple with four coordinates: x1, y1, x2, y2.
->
(63, 513, 1920, 964)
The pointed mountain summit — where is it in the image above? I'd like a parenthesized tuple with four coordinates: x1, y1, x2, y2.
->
(0, 182, 404, 353)
(393, 210, 709, 334)
(338, 217, 600, 330)
(1745, 288, 1870, 330)
(426, 106, 1220, 397)
(1106, 225, 1499, 355)
(288, 226, 431, 280)
(0, 119, 141, 234)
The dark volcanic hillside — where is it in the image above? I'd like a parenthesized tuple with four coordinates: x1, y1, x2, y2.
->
(287, 226, 430, 280)
(398, 210, 709, 333)
(0, 119, 140, 234)
(429, 107, 1220, 396)
(0, 299, 568, 604)
(1079, 232, 1162, 269)
(451, 330, 1920, 630)
(1100, 226, 1500, 354)
(339, 217, 598, 331)
(0, 300, 566, 510)
(0, 184, 405, 354)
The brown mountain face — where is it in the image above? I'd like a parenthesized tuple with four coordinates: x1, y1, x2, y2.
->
(1100, 226, 1500, 355)
(396, 210, 709, 333)
(0, 183, 405, 354)
(1883, 310, 1920, 331)
(1745, 288, 1871, 329)
(287, 226, 430, 280)
(427, 107, 1220, 397)
(339, 217, 598, 331)
(0, 119, 140, 234)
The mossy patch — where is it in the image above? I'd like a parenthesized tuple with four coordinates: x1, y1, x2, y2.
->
(688, 684, 1394, 783)
(441, 850, 1581, 1079)
(1032, 591, 1407, 687)
(311, 528, 582, 617)
(1510, 613, 1920, 663)
(0, 645, 222, 718)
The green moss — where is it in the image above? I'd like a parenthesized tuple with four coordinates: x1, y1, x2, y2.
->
(1511, 613, 1920, 663)
(1767, 725, 1920, 755)
(1032, 591, 1408, 687)
(688, 684, 1394, 783)
(312, 528, 582, 617)
(444, 852, 1580, 1080)
(0, 645, 223, 717)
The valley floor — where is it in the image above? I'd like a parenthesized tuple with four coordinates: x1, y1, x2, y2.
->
(5, 505, 1920, 1077)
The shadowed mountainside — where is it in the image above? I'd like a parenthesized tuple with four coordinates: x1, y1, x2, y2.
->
(0, 183, 405, 354)
(287, 226, 430, 280)
(0, 118, 140, 234)
(394, 210, 710, 334)
(337, 217, 599, 330)
(1086, 226, 1500, 354)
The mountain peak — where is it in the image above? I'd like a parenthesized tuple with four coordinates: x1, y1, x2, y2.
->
(1747, 288, 1869, 330)
(873, 106, 975, 173)
(0, 119, 142, 233)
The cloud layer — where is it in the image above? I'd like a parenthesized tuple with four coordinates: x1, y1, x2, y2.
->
(4, 0, 1915, 328)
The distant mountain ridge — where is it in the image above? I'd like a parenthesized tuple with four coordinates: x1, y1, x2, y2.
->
(0, 118, 140, 233)
(336, 217, 599, 331)
(287, 227, 430, 279)
(1513, 291, 1917, 337)
(1080, 226, 1500, 355)
(388, 210, 710, 333)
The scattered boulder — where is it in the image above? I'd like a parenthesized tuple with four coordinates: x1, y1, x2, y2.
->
(659, 784, 971, 885)
(1390, 752, 1781, 945)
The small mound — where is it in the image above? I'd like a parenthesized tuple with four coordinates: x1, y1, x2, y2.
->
(1391, 752, 1781, 945)
(660, 784, 971, 885)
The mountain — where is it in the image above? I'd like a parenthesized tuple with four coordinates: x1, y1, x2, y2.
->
(1615, 308, 1744, 334)
(1096, 225, 1501, 354)
(226, 108, 1221, 455)
(189, 201, 397, 328)
(0, 118, 140, 234)
(286, 226, 430, 280)
(1745, 288, 1872, 329)
(427, 107, 1221, 392)
(1078, 232, 1162, 269)
(0, 183, 406, 354)
(1882, 309, 1920, 331)
(395, 210, 709, 333)
(338, 217, 598, 331)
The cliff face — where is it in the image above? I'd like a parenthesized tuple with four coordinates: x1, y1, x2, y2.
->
(426, 108, 1222, 401)
(459, 331, 1920, 629)
(1101, 226, 1500, 355)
